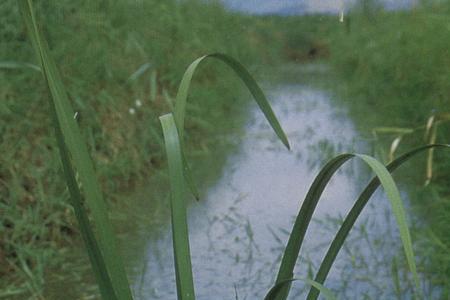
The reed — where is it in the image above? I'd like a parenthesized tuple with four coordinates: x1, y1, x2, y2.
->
(19, 0, 449, 299)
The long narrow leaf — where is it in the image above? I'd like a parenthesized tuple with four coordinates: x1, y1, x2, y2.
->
(173, 53, 290, 199)
(0, 61, 41, 71)
(174, 53, 290, 149)
(306, 144, 449, 300)
(265, 278, 336, 300)
(55, 124, 118, 300)
(357, 154, 418, 286)
(18, 1, 133, 299)
(160, 113, 196, 300)
(271, 146, 449, 300)
(272, 154, 353, 300)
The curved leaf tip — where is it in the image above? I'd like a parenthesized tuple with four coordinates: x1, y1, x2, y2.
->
(174, 53, 291, 150)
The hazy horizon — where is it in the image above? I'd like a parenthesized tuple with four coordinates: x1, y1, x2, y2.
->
(219, 0, 418, 15)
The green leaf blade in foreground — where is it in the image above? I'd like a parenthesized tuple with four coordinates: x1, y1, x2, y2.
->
(272, 154, 354, 300)
(356, 154, 419, 287)
(0, 61, 41, 71)
(174, 53, 290, 149)
(55, 125, 118, 300)
(160, 113, 196, 300)
(18, 1, 133, 299)
(271, 146, 450, 300)
(264, 278, 336, 300)
(306, 144, 450, 300)
(173, 53, 290, 200)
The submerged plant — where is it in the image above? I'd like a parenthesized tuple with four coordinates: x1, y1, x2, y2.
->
(19, 0, 450, 299)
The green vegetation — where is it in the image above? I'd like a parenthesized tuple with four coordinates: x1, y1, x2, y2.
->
(13, 1, 450, 300)
(328, 3, 450, 295)
(3, 0, 450, 298)
(18, 1, 133, 299)
(1, 0, 289, 296)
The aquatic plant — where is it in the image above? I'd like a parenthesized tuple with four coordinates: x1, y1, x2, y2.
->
(18, 0, 449, 299)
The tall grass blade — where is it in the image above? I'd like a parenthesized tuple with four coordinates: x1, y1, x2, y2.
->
(270, 146, 450, 300)
(173, 53, 290, 199)
(264, 278, 336, 300)
(18, 1, 133, 299)
(389, 136, 402, 162)
(150, 70, 158, 102)
(174, 53, 290, 149)
(128, 62, 152, 82)
(0, 61, 41, 71)
(160, 113, 196, 300)
(306, 144, 449, 300)
(372, 127, 414, 135)
(425, 126, 437, 185)
(272, 154, 353, 300)
(424, 115, 435, 142)
(356, 154, 418, 287)
(55, 125, 118, 300)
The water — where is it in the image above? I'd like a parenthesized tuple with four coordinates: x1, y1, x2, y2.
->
(120, 68, 433, 299)
(46, 66, 437, 299)
(219, 0, 418, 15)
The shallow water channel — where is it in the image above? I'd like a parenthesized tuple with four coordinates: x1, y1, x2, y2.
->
(48, 65, 437, 299)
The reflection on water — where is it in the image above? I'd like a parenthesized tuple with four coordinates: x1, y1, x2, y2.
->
(125, 82, 436, 299)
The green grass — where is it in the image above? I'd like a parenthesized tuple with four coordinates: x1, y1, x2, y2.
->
(18, 0, 132, 298)
(2, 7, 335, 296)
(10, 0, 450, 299)
(328, 3, 450, 294)
(1, 0, 295, 295)
(161, 77, 449, 300)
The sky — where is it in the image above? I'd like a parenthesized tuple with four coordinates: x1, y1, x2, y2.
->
(219, 0, 418, 15)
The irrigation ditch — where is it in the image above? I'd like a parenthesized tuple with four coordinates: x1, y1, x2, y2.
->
(43, 64, 439, 299)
